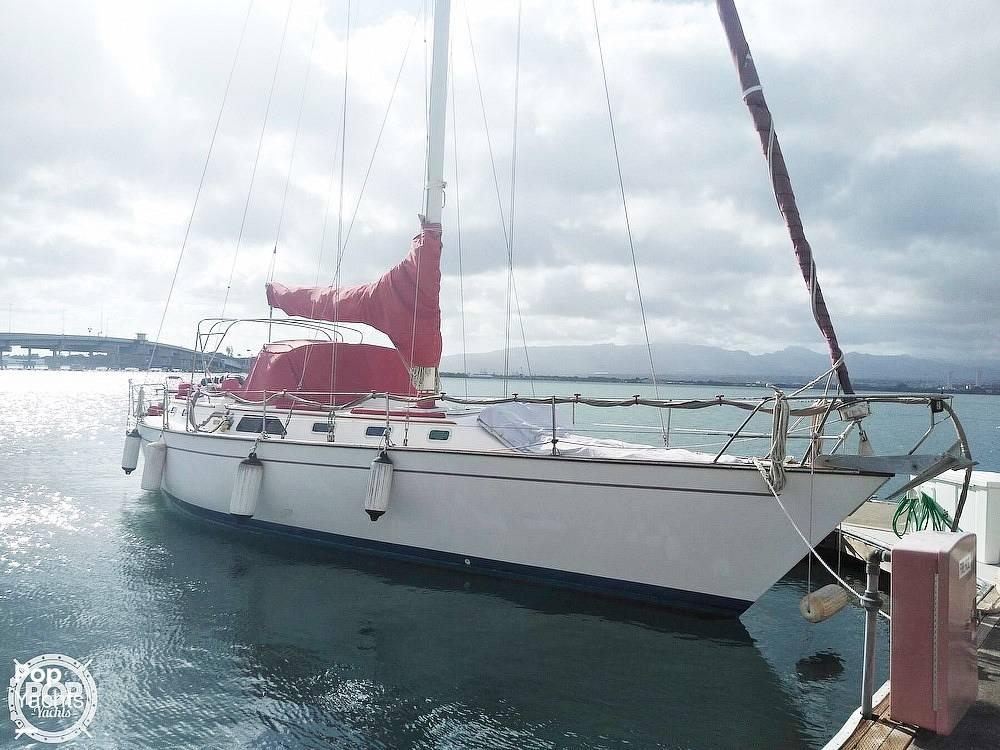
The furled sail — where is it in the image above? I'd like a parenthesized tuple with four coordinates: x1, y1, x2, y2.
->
(715, 0, 855, 395)
(266, 221, 443, 370)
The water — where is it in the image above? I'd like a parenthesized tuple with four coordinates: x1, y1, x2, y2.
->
(1, 372, 996, 749)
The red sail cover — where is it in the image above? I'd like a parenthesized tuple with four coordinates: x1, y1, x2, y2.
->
(266, 222, 443, 369)
(241, 340, 417, 406)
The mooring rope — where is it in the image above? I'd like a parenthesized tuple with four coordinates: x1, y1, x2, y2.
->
(752, 457, 890, 621)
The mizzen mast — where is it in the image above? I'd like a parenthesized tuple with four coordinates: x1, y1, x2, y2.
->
(716, 0, 854, 395)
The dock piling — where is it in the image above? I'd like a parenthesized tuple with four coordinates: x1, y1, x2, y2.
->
(861, 548, 889, 718)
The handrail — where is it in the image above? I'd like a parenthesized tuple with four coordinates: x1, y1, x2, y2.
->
(132, 380, 971, 511)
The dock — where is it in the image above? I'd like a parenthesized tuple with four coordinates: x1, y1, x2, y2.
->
(826, 588, 1000, 749)
(824, 490, 1000, 750)
(838, 500, 1000, 588)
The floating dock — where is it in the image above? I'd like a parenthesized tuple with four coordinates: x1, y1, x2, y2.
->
(837, 500, 1000, 588)
(825, 588, 1000, 749)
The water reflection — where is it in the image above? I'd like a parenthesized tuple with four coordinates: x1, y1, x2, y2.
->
(112, 492, 809, 749)
(1, 373, 932, 749)
(795, 651, 846, 683)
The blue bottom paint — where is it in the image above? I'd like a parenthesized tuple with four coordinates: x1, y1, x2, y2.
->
(165, 492, 752, 617)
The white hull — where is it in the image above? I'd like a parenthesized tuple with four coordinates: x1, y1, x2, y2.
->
(137, 423, 889, 615)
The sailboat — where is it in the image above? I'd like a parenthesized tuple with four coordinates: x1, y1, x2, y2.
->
(123, 0, 973, 616)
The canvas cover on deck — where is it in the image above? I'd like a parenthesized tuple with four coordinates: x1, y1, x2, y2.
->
(265, 222, 442, 369)
(478, 403, 748, 464)
(241, 340, 417, 405)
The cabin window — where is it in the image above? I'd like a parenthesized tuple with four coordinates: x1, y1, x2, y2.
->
(312, 422, 331, 433)
(365, 426, 386, 437)
(428, 429, 450, 441)
(235, 416, 286, 436)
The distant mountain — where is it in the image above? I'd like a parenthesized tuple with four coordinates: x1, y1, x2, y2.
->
(440, 343, 1000, 385)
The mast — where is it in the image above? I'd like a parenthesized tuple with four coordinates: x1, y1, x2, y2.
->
(422, 0, 451, 225)
(715, 0, 854, 395)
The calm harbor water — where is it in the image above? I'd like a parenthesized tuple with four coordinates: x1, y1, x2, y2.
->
(2, 371, 997, 748)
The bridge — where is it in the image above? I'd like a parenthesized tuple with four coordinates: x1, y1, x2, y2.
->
(0, 332, 249, 372)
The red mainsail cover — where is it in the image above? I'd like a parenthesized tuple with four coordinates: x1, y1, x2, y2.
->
(266, 222, 443, 369)
(241, 340, 418, 405)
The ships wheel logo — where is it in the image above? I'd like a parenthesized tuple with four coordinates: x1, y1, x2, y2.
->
(7, 654, 97, 743)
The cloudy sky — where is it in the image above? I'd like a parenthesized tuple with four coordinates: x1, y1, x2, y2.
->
(1, 0, 997, 363)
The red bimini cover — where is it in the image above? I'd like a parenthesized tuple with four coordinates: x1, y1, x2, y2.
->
(241, 340, 417, 406)
(265, 222, 442, 369)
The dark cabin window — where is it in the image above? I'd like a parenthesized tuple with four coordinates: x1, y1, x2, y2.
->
(312, 422, 330, 433)
(365, 426, 386, 437)
(428, 429, 450, 441)
(235, 416, 286, 436)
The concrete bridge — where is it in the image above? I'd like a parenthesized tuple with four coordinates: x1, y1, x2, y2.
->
(0, 332, 249, 371)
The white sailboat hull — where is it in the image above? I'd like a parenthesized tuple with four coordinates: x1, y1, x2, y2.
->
(138, 424, 888, 615)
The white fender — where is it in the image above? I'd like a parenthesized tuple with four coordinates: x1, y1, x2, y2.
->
(140, 440, 167, 491)
(121, 429, 141, 474)
(365, 451, 393, 521)
(230, 453, 263, 518)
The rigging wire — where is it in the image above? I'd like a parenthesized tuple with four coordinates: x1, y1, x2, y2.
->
(293, 85, 346, 392)
(269, 9, 323, 280)
(504, 0, 535, 396)
(146, 0, 255, 372)
(502, 3, 520, 396)
(299, 1, 414, 393)
(590, 0, 667, 444)
(329, 0, 352, 398)
(464, 5, 534, 395)
(340, 10, 422, 254)
(267, 6, 323, 342)
(449, 31, 469, 396)
(220, 0, 295, 320)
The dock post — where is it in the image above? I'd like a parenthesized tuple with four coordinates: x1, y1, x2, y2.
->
(860, 548, 888, 718)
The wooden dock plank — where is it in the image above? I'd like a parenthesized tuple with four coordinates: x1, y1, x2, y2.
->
(837, 692, 919, 750)
(878, 725, 916, 750)
(846, 722, 894, 750)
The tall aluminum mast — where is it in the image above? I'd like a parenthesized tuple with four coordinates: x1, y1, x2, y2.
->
(422, 0, 451, 225)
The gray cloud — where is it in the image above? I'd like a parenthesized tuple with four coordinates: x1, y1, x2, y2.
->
(1, 0, 997, 365)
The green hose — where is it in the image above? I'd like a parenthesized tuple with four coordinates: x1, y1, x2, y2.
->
(892, 491, 954, 538)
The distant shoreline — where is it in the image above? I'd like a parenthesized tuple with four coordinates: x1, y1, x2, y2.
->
(439, 371, 998, 395)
